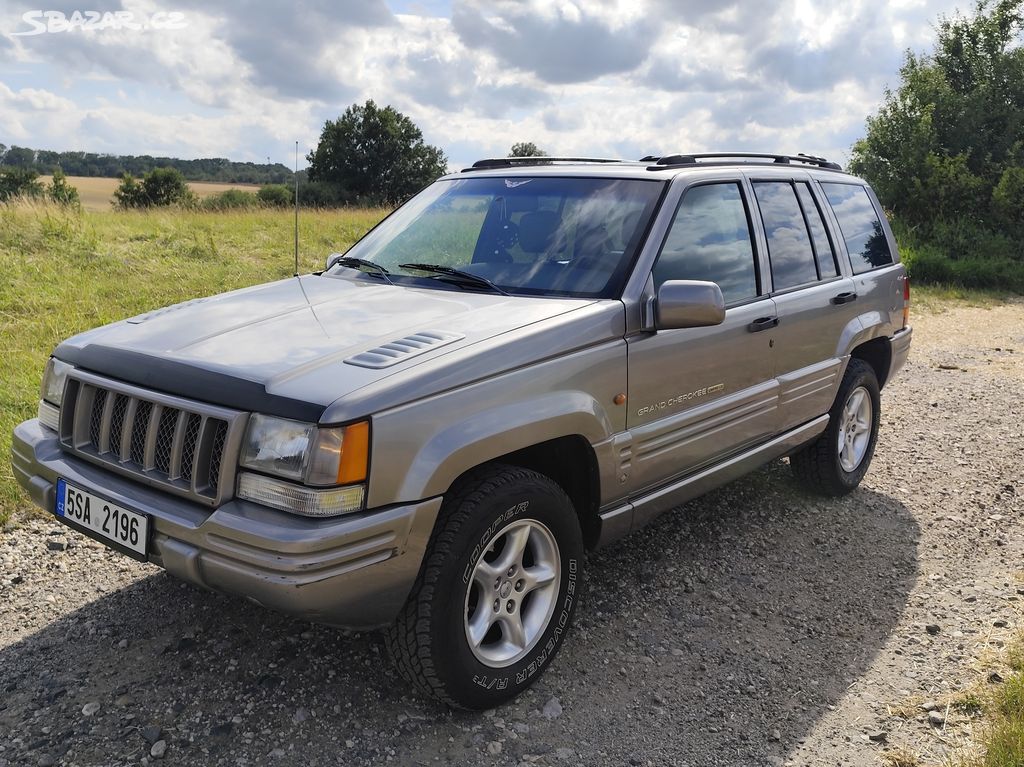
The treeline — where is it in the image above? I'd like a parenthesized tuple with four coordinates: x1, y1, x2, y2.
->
(851, 0, 1024, 292)
(0, 143, 293, 185)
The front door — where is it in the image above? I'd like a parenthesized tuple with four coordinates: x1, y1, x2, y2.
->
(625, 181, 778, 495)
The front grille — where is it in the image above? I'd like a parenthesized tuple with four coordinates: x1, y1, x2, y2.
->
(60, 371, 246, 506)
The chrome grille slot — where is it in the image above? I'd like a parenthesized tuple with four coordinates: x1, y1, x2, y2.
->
(59, 370, 248, 507)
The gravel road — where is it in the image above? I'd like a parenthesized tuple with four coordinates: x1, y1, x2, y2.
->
(1, 300, 1022, 767)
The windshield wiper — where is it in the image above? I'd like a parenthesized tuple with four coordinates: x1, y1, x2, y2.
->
(333, 256, 394, 284)
(399, 263, 511, 296)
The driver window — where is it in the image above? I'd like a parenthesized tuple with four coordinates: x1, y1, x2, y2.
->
(653, 183, 759, 304)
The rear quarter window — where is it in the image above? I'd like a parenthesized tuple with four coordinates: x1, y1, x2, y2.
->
(820, 183, 894, 274)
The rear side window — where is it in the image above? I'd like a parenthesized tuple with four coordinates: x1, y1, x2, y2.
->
(794, 183, 838, 278)
(752, 181, 818, 291)
(820, 183, 894, 274)
(653, 183, 758, 304)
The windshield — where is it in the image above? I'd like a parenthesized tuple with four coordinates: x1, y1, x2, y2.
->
(333, 176, 664, 298)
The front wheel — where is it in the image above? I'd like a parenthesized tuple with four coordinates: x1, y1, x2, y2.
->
(790, 357, 881, 496)
(385, 464, 583, 710)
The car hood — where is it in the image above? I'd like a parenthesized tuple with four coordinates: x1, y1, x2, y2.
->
(54, 274, 600, 420)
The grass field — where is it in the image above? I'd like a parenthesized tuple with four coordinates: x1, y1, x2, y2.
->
(0, 202, 388, 525)
(39, 176, 262, 212)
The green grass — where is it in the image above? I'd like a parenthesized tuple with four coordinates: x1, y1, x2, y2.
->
(0, 201, 387, 526)
(954, 634, 1024, 767)
(890, 214, 1024, 293)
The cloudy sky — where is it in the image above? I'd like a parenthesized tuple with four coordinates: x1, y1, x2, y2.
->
(1, 0, 966, 170)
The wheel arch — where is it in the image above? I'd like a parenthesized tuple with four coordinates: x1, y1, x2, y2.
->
(456, 435, 602, 549)
(850, 336, 892, 389)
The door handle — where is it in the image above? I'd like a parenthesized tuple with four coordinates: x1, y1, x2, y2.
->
(747, 316, 779, 332)
(831, 291, 858, 305)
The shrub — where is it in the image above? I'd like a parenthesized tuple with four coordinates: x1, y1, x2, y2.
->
(257, 184, 293, 207)
(115, 167, 195, 209)
(0, 167, 44, 202)
(47, 169, 80, 207)
(200, 188, 259, 211)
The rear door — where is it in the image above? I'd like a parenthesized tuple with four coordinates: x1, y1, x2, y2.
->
(747, 177, 859, 430)
(625, 180, 778, 493)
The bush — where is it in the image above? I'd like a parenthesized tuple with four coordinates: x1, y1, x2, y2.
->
(257, 184, 293, 207)
(992, 166, 1024, 234)
(47, 169, 80, 207)
(0, 167, 44, 202)
(297, 180, 355, 208)
(200, 188, 259, 211)
(115, 167, 195, 209)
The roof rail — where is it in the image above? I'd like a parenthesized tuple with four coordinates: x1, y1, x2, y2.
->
(462, 156, 630, 172)
(646, 152, 843, 171)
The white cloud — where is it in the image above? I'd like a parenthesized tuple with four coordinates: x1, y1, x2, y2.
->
(0, 0, 969, 167)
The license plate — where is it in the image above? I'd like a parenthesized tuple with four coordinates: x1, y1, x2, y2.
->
(55, 479, 149, 559)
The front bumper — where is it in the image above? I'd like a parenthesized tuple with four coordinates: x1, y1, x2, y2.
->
(12, 418, 441, 630)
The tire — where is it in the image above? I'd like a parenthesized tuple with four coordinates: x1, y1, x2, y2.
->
(790, 357, 881, 496)
(385, 464, 584, 710)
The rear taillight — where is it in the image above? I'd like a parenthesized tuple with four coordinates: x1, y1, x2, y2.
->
(902, 275, 911, 328)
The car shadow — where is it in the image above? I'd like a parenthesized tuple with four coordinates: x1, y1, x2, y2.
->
(0, 461, 919, 766)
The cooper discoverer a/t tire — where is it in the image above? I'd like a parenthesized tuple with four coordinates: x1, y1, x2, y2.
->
(384, 464, 584, 710)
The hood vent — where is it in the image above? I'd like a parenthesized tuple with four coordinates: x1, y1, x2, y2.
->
(344, 330, 465, 369)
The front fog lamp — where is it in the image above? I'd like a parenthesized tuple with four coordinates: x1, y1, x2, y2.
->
(237, 473, 366, 517)
(40, 357, 72, 407)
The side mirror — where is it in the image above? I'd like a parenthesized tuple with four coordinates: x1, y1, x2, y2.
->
(325, 252, 344, 271)
(656, 280, 726, 329)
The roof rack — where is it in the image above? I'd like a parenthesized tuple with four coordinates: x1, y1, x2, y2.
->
(646, 153, 843, 171)
(462, 156, 630, 172)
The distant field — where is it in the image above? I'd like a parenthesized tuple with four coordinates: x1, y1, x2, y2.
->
(39, 176, 262, 211)
(0, 203, 389, 525)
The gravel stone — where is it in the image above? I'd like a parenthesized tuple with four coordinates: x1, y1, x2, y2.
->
(541, 697, 562, 720)
(141, 725, 161, 744)
(81, 702, 100, 717)
(149, 740, 167, 759)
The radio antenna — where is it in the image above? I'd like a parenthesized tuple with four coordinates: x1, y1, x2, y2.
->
(293, 140, 299, 277)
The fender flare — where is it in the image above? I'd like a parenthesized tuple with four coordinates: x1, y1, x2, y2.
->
(390, 391, 611, 503)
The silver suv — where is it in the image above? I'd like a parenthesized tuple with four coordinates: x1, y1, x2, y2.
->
(12, 153, 912, 709)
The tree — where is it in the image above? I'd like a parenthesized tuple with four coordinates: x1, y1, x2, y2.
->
(114, 167, 195, 208)
(509, 142, 548, 157)
(306, 100, 448, 205)
(47, 168, 80, 207)
(2, 145, 36, 167)
(849, 0, 1024, 235)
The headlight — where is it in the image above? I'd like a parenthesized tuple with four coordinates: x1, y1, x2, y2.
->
(239, 415, 369, 485)
(38, 357, 72, 432)
(40, 358, 72, 407)
(238, 415, 370, 516)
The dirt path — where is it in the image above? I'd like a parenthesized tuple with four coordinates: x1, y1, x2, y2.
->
(1, 300, 1022, 767)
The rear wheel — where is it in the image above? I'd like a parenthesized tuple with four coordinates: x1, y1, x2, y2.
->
(790, 357, 881, 496)
(385, 464, 583, 710)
